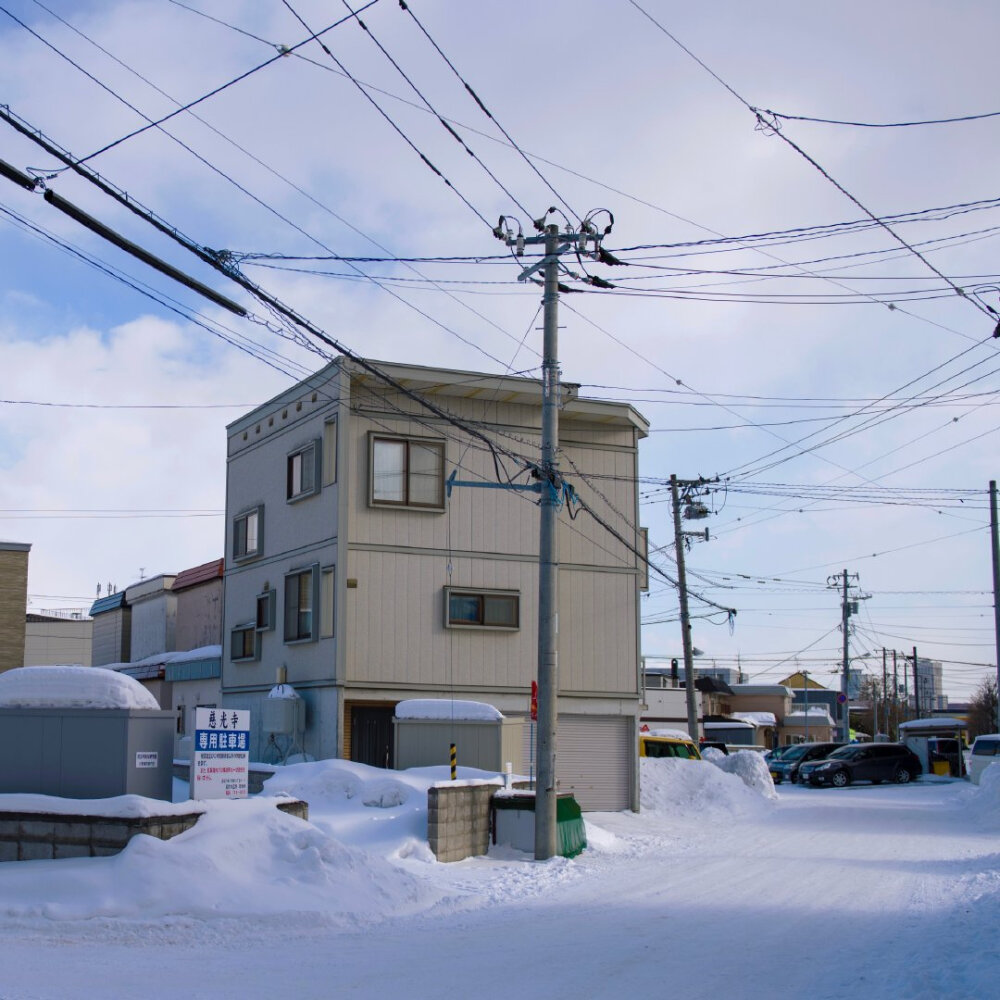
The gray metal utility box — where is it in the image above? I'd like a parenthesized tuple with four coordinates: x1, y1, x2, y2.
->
(0, 707, 176, 801)
(394, 715, 525, 774)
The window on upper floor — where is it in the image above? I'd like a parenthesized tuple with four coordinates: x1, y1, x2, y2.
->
(370, 434, 445, 510)
(231, 623, 258, 661)
(284, 565, 319, 643)
(256, 589, 276, 631)
(287, 440, 321, 502)
(444, 588, 520, 630)
(233, 506, 262, 561)
(322, 418, 338, 487)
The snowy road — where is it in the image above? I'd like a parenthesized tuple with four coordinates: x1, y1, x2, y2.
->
(0, 771, 995, 1000)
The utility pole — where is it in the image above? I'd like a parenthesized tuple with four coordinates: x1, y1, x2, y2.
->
(882, 648, 889, 740)
(802, 670, 810, 742)
(827, 569, 866, 741)
(669, 476, 715, 743)
(493, 209, 616, 861)
(534, 221, 561, 862)
(893, 650, 900, 737)
(912, 646, 920, 719)
(991, 480, 1000, 732)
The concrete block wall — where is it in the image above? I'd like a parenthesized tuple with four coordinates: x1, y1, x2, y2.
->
(0, 799, 308, 862)
(427, 783, 497, 863)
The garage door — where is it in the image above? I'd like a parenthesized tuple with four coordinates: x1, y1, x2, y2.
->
(521, 714, 632, 812)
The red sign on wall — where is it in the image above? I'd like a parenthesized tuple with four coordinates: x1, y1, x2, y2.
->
(530, 681, 538, 721)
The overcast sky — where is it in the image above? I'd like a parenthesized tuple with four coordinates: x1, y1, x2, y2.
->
(1, 0, 998, 699)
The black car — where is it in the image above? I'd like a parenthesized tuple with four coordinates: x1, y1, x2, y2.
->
(769, 742, 844, 784)
(798, 743, 922, 787)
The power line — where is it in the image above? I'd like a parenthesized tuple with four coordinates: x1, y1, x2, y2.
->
(758, 106, 1000, 129)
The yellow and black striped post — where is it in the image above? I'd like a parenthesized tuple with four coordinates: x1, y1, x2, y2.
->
(449, 743, 457, 780)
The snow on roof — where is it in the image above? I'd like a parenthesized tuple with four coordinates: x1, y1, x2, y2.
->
(0, 665, 160, 710)
(784, 708, 835, 724)
(729, 684, 792, 696)
(898, 718, 966, 731)
(703, 720, 755, 730)
(732, 711, 777, 727)
(394, 699, 503, 722)
(642, 727, 693, 741)
(102, 645, 223, 672)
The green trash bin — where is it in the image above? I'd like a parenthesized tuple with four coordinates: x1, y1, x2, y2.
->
(492, 791, 587, 858)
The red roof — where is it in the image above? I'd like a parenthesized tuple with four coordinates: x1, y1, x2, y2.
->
(172, 558, 224, 592)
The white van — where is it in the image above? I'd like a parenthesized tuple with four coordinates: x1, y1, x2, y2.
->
(969, 734, 1000, 785)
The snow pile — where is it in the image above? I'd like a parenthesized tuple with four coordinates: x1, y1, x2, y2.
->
(0, 796, 438, 925)
(707, 750, 778, 800)
(395, 698, 503, 721)
(639, 757, 776, 819)
(266, 683, 301, 700)
(964, 761, 1000, 824)
(0, 665, 160, 710)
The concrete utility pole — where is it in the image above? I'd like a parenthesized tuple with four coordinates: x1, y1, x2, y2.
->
(493, 210, 617, 861)
(991, 480, 1000, 731)
(882, 648, 889, 740)
(828, 569, 865, 741)
(534, 222, 561, 862)
(802, 670, 810, 742)
(670, 475, 699, 743)
(912, 646, 920, 719)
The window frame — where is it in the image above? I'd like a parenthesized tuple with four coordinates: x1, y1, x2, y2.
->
(255, 588, 276, 632)
(369, 433, 446, 511)
(230, 622, 259, 662)
(444, 587, 520, 631)
(232, 505, 263, 562)
(322, 418, 338, 487)
(320, 565, 335, 639)
(286, 439, 322, 503)
(284, 564, 320, 644)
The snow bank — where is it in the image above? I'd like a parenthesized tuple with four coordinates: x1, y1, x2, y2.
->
(0, 665, 160, 710)
(395, 698, 502, 721)
(964, 760, 1000, 824)
(0, 796, 439, 925)
(640, 757, 776, 819)
(707, 749, 778, 800)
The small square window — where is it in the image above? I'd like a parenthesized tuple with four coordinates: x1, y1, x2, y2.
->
(233, 507, 262, 561)
(287, 441, 321, 501)
(231, 624, 258, 661)
(445, 588, 519, 630)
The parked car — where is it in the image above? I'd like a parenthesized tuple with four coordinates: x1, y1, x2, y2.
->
(798, 743, 922, 788)
(969, 733, 1000, 785)
(639, 732, 702, 760)
(763, 745, 797, 765)
(769, 742, 844, 784)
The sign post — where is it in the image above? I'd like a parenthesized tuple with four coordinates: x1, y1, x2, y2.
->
(192, 708, 250, 800)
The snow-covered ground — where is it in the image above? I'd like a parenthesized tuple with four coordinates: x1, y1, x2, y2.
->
(0, 756, 996, 1000)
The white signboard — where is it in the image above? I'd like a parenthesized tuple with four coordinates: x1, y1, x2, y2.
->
(192, 708, 250, 800)
(135, 752, 158, 769)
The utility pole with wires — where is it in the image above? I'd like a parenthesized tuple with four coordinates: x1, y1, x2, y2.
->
(669, 476, 715, 743)
(827, 570, 868, 741)
(990, 480, 1000, 732)
(492, 208, 617, 862)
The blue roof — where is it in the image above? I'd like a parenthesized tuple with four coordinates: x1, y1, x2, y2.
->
(89, 591, 127, 616)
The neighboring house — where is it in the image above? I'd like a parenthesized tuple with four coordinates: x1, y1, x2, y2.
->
(779, 707, 835, 743)
(125, 575, 177, 662)
(93, 562, 225, 748)
(641, 662, 702, 735)
(0, 540, 30, 674)
(24, 612, 93, 666)
(90, 590, 131, 666)
(170, 559, 224, 740)
(221, 358, 648, 811)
